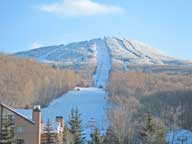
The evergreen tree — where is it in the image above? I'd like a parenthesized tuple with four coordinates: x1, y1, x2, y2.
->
(140, 112, 167, 144)
(63, 125, 74, 144)
(0, 117, 15, 144)
(56, 131, 64, 144)
(90, 128, 103, 144)
(43, 118, 55, 144)
(68, 107, 85, 144)
(103, 128, 118, 144)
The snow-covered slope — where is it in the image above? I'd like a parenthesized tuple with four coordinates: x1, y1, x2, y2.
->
(14, 37, 192, 142)
(167, 129, 192, 144)
(16, 87, 108, 140)
(106, 37, 172, 65)
(15, 36, 189, 86)
(15, 37, 183, 66)
(93, 38, 111, 88)
(16, 41, 97, 64)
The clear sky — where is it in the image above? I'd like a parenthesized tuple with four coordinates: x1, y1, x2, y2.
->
(0, 0, 192, 59)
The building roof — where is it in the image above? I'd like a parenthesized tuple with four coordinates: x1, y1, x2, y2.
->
(0, 102, 34, 124)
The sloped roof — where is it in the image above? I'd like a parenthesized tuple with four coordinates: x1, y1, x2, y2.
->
(0, 102, 34, 124)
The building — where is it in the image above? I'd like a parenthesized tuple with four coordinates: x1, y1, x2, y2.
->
(0, 103, 64, 144)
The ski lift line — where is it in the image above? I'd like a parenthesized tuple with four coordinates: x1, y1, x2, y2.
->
(93, 39, 111, 88)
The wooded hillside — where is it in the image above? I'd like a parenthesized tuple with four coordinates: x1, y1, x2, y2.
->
(108, 71, 192, 101)
(0, 54, 82, 108)
(107, 70, 192, 143)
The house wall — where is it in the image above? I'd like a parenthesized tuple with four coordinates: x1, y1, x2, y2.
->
(14, 110, 41, 144)
(0, 104, 64, 144)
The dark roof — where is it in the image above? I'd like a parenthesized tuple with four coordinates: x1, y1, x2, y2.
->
(0, 103, 34, 124)
(56, 116, 63, 119)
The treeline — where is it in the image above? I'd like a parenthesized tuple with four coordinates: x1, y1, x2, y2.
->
(108, 72, 192, 99)
(0, 54, 82, 108)
(44, 107, 166, 144)
(1, 105, 167, 144)
(140, 90, 192, 131)
(106, 71, 192, 144)
(55, 62, 96, 87)
(64, 108, 166, 144)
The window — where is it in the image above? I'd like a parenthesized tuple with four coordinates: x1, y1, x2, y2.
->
(16, 139, 24, 144)
(15, 126, 25, 133)
(8, 114, 15, 125)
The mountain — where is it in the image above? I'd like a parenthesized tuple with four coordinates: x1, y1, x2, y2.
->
(15, 37, 191, 78)
(13, 37, 192, 142)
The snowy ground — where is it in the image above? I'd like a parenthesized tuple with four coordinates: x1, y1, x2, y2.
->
(16, 38, 112, 140)
(17, 87, 108, 139)
(14, 37, 192, 143)
(15, 37, 192, 143)
(16, 37, 187, 69)
(93, 38, 111, 88)
(167, 129, 192, 144)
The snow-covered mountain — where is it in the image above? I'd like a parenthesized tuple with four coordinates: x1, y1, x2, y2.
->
(15, 37, 189, 72)
(15, 37, 180, 64)
(15, 37, 192, 141)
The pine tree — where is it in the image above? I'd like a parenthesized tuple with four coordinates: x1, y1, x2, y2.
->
(63, 125, 74, 144)
(68, 107, 85, 144)
(56, 131, 64, 144)
(0, 117, 15, 144)
(43, 118, 55, 144)
(90, 128, 103, 144)
(140, 112, 167, 144)
(103, 128, 118, 144)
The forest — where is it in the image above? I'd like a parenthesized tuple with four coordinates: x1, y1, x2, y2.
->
(106, 71, 192, 143)
(0, 54, 85, 108)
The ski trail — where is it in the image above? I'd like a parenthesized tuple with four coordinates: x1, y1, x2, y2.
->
(16, 87, 108, 140)
(93, 38, 112, 88)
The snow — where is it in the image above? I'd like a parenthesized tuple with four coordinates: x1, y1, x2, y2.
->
(16, 38, 113, 140)
(15, 46, 58, 60)
(93, 38, 112, 88)
(167, 129, 192, 144)
(16, 87, 108, 140)
(123, 61, 129, 71)
(16, 109, 33, 121)
(15, 36, 185, 68)
(105, 37, 176, 66)
(14, 36, 189, 142)
(16, 41, 97, 66)
(37, 46, 60, 62)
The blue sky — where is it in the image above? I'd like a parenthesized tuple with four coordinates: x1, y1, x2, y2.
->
(0, 0, 192, 59)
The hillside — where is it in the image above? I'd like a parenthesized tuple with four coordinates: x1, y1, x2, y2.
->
(107, 71, 192, 143)
(0, 54, 82, 108)
(15, 37, 190, 72)
(108, 71, 192, 99)
(9, 37, 192, 143)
